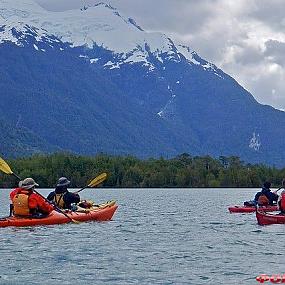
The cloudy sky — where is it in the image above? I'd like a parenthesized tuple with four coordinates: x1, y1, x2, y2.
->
(37, 0, 285, 110)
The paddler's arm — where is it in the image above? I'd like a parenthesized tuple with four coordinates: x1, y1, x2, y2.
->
(30, 193, 54, 214)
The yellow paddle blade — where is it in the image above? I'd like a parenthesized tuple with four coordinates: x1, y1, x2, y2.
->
(0, 157, 13, 175)
(88, 173, 107, 187)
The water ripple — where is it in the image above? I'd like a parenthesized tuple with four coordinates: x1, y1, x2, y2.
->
(0, 188, 284, 284)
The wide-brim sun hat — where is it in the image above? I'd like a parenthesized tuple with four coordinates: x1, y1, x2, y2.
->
(21, 178, 39, 189)
(57, 177, 71, 187)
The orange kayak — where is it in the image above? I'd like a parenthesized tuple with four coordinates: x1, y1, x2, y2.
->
(0, 200, 118, 228)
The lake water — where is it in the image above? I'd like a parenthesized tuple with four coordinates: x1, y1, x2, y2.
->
(0, 188, 284, 285)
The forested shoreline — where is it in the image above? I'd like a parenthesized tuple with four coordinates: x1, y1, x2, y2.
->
(0, 152, 284, 188)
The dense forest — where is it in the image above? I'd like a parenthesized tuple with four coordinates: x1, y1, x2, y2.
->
(0, 152, 284, 188)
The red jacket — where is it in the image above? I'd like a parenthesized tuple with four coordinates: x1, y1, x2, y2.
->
(280, 192, 285, 212)
(10, 188, 54, 214)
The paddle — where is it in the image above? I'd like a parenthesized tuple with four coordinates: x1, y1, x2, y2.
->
(0, 156, 79, 224)
(272, 187, 284, 196)
(277, 185, 285, 192)
(0, 157, 21, 180)
(73, 173, 107, 194)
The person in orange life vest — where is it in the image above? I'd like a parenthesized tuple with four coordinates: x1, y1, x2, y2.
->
(10, 178, 54, 217)
(47, 177, 80, 209)
(254, 181, 278, 206)
(278, 179, 285, 214)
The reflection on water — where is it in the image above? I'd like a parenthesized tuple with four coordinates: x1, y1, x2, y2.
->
(0, 188, 284, 285)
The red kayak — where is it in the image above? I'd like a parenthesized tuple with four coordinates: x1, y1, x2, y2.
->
(228, 205, 278, 213)
(256, 209, 285, 225)
(0, 200, 118, 228)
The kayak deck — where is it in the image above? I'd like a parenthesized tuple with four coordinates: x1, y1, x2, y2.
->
(256, 209, 285, 226)
(0, 200, 118, 228)
(228, 205, 278, 213)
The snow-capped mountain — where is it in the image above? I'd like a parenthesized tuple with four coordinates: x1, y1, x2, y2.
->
(1, 0, 285, 166)
(0, 1, 221, 74)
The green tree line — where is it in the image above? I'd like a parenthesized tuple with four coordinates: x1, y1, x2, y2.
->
(0, 152, 284, 188)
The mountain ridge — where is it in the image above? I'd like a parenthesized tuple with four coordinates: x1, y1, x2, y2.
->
(1, 0, 285, 166)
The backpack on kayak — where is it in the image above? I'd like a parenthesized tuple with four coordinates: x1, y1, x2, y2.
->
(257, 194, 269, 206)
(243, 201, 255, 207)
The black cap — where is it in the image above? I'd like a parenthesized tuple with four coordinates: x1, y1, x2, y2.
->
(263, 181, 271, 188)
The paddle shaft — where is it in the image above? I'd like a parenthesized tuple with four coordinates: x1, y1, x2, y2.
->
(73, 186, 87, 194)
(12, 173, 21, 180)
(277, 187, 284, 192)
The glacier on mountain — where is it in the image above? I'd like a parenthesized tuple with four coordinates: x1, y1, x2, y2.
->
(0, 0, 223, 76)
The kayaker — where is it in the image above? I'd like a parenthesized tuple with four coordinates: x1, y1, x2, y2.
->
(10, 178, 54, 217)
(254, 181, 278, 206)
(278, 179, 285, 214)
(47, 177, 80, 210)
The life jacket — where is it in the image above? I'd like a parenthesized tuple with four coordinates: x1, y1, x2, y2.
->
(257, 194, 269, 206)
(53, 193, 66, 209)
(280, 192, 285, 212)
(12, 189, 32, 216)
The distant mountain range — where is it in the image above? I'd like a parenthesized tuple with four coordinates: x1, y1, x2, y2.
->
(1, 0, 285, 166)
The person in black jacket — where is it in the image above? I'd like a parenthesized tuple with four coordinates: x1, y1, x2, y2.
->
(47, 177, 80, 210)
(254, 181, 278, 206)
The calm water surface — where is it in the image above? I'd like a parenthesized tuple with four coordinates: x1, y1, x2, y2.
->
(0, 188, 284, 285)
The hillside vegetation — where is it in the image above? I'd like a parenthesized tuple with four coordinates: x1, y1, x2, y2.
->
(0, 153, 284, 188)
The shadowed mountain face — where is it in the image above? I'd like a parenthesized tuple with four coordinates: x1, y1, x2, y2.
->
(0, 1, 285, 166)
(0, 117, 58, 158)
